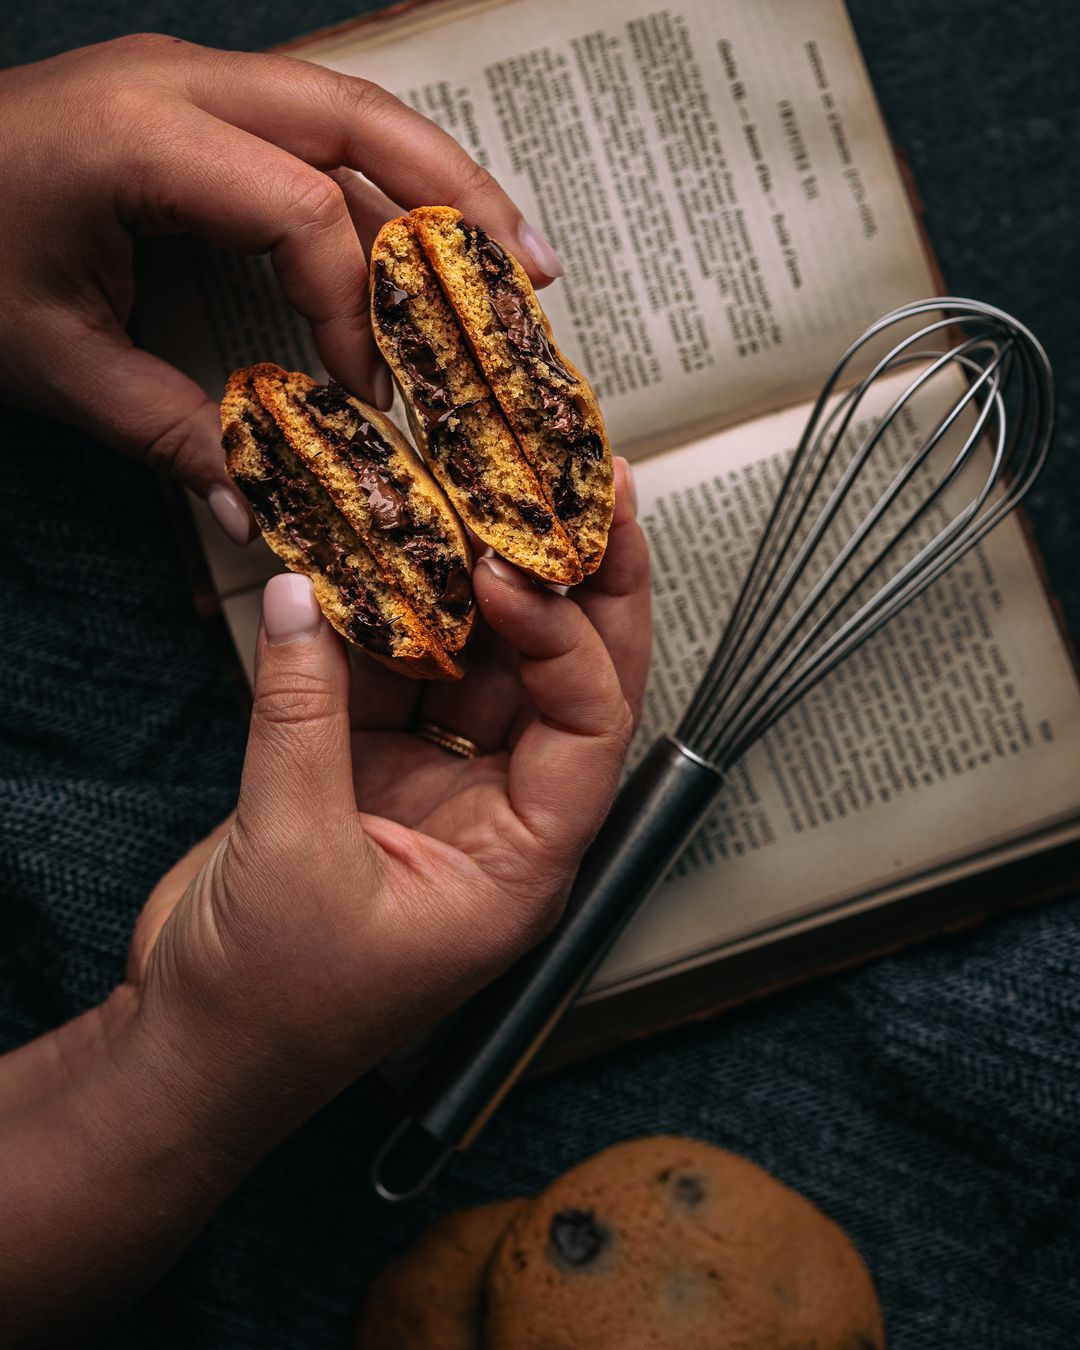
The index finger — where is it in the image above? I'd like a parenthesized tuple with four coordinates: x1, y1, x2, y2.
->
(474, 558, 633, 854)
(183, 46, 565, 287)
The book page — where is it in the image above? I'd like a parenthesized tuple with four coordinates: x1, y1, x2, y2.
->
(583, 368, 1080, 996)
(136, 0, 933, 457)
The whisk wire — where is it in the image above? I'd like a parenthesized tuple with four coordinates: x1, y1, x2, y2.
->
(677, 298, 1053, 769)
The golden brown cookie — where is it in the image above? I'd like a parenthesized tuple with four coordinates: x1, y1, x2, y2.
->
(484, 1136, 885, 1349)
(353, 1197, 529, 1349)
(370, 208, 613, 584)
(222, 364, 474, 680)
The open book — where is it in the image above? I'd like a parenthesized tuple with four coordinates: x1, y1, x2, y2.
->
(137, 0, 1080, 1065)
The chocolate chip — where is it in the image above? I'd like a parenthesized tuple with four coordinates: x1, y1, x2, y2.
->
(372, 261, 411, 326)
(516, 500, 553, 534)
(538, 381, 585, 441)
(345, 605, 394, 655)
(239, 409, 278, 455)
(547, 1208, 609, 1268)
(440, 562, 474, 616)
(397, 326, 453, 421)
(488, 280, 574, 381)
(554, 457, 583, 519)
(345, 419, 393, 464)
(670, 1173, 706, 1209)
(235, 455, 393, 656)
(573, 431, 605, 462)
(305, 381, 351, 417)
(434, 424, 497, 515)
(355, 464, 411, 532)
(237, 471, 279, 533)
(463, 222, 510, 278)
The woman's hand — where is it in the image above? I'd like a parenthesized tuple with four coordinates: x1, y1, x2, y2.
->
(0, 33, 562, 539)
(129, 462, 649, 1103)
(0, 467, 648, 1343)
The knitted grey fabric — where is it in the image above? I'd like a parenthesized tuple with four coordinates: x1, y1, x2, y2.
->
(1, 3, 1078, 1346)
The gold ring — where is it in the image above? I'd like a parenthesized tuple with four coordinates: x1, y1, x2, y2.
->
(415, 721, 481, 760)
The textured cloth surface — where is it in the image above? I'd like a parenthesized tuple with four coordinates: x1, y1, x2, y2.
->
(2, 2, 1079, 1347)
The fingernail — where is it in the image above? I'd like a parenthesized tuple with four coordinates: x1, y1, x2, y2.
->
(263, 574, 323, 645)
(477, 555, 533, 590)
(208, 484, 254, 545)
(373, 364, 394, 411)
(618, 457, 638, 516)
(518, 221, 564, 279)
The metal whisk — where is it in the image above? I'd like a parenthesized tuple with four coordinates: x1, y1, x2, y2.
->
(371, 297, 1054, 1200)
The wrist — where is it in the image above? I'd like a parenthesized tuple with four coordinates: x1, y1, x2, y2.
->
(0, 985, 298, 1338)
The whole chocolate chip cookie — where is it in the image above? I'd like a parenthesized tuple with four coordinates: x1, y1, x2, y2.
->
(353, 1197, 529, 1349)
(484, 1136, 885, 1349)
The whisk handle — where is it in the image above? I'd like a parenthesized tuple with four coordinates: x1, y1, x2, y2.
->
(370, 736, 723, 1201)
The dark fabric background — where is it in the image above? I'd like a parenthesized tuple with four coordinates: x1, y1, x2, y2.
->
(2, 3, 1078, 1346)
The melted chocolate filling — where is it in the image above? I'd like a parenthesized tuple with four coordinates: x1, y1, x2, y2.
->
(547, 1208, 609, 1268)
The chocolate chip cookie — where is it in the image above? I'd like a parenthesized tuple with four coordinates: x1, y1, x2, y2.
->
(484, 1136, 885, 1349)
(370, 207, 613, 584)
(353, 1197, 529, 1349)
(223, 363, 474, 680)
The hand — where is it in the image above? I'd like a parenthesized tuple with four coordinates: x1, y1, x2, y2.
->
(127, 462, 649, 1109)
(0, 34, 563, 539)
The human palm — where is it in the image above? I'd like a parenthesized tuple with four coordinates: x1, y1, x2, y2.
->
(131, 479, 650, 1094)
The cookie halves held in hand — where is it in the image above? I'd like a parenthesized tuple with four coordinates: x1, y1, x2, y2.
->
(222, 364, 474, 680)
(370, 206, 614, 585)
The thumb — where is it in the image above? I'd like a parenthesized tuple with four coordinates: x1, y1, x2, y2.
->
(238, 575, 357, 831)
(56, 313, 256, 542)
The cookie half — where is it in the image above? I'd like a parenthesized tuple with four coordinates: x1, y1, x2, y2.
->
(410, 206, 613, 576)
(222, 364, 474, 680)
(370, 212, 610, 584)
(353, 1197, 529, 1349)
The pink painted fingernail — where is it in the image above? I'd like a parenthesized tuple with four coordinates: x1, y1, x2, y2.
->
(618, 457, 638, 516)
(477, 555, 532, 590)
(208, 484, 254, 545)
(373, 364, 394, 411)
(518, 221, 564, 279)
(263, 574, 323, 645)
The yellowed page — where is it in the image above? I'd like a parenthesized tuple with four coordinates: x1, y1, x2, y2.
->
(137, 0, 933, 461)
(584, 368, 1080, 995)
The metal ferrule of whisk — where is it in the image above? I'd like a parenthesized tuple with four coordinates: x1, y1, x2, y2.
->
(371, 298, 1054, 1201)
